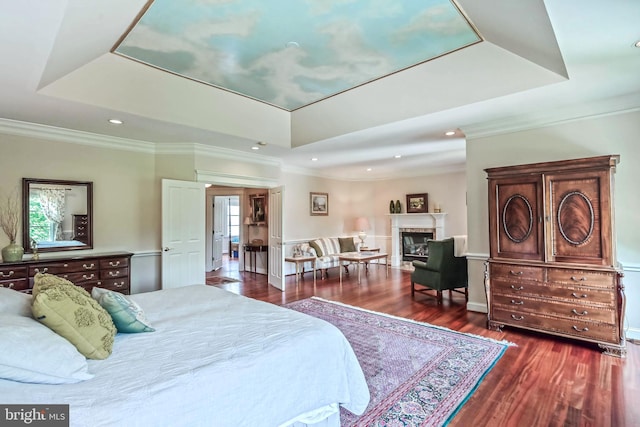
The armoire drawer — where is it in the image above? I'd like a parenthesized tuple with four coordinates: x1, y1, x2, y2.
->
(492, 294, 615, 324)
(490, 263, 544, 282)
(547, 268, 616, 289)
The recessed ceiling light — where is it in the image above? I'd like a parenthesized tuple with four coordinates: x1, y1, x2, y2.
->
(311, 158, 318, 161)
(394, 155, 402, 159)
(635, 40, 640, 48)
(286, 41, 300, 48)
(108, 119, 123, 125)
(257, 141, 267, 146)
(251, 146, 259, 150)
(366, 168, 372, 172)
(445, 130, 456, 136)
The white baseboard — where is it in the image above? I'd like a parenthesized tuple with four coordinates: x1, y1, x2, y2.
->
(625, 327, 640, 342)
(467, 301, 488, 313)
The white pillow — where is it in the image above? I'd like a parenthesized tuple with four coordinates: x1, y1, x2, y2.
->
(0, 287, 32, 317)
(0, 314, 94, 384)
(91, 287, 155, 333)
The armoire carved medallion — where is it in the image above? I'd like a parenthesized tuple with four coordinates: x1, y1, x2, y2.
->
(485, 155, 625, 357)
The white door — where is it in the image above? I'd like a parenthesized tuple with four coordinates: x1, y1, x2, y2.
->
(161, 179, 206, 289)
(212, 196, 226, 271)
(268, 186, 285, 291)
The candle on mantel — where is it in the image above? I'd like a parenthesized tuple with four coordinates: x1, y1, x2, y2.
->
(435, 203, 442, 213)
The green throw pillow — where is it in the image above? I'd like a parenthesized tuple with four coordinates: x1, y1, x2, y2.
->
(309, 240, 323, 257)
(339, 237, 356, 253)
(31, 281, 116, 360)
(32, 273, 75, 296)
(91, 287, 155, 333)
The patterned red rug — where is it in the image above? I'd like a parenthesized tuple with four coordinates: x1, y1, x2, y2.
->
(286, 297, 511, 426)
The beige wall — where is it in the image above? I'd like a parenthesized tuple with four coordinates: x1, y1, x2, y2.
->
(465, 109, 640, 339)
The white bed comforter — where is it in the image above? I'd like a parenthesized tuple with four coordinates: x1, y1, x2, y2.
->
(0, 285, 369, 426)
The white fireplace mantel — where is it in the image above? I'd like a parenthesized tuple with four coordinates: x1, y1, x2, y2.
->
(389, 213, 447, 267)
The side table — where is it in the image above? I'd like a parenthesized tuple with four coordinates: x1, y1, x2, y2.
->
(243, 244, 268, 275)
(285, 255, 316, 286)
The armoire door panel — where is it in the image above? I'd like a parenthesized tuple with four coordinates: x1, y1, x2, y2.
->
(546, 171, 611, 265)
(490, 178, 543, 260)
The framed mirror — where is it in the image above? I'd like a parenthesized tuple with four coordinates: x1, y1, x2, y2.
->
(22, 178, 93, 253)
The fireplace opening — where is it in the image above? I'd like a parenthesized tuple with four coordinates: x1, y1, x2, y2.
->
(401, 231, 434, 262)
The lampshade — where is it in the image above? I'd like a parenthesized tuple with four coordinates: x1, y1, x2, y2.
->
(244, 216, 252, 225)
(354, 217, 370, 231)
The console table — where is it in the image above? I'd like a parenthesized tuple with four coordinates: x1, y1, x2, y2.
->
(0, 251, 133, 294)
(243, 244, 268, 275)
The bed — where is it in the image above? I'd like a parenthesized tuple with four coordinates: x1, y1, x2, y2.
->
(0, 285, 370, 427)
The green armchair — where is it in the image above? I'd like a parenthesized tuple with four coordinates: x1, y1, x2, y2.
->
(410, 238, 468, 304)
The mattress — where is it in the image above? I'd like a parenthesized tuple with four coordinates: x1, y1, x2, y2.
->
(0, 285, 370, 426)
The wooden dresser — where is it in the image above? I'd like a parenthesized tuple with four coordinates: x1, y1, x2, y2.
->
(72, 214, 90, 244)
(0, 251, 133, 295)
(485, 155, 625, 357)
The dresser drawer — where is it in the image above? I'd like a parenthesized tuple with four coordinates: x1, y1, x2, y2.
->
(57, 271, 100, 285)
(492, 308, 619, 343)
(99, 257, 130, 269)
(547, 268, 616, 289)
(0, 278, 29, 291)
(0, 266, 27, 280)
(492, 280, 615, 306)
(492, 294, 615, 323)
(96, 278, 130, 294)
(100, 267, 129, 280)
(491, 263, 544, 282)
(29, 260, 98, 275)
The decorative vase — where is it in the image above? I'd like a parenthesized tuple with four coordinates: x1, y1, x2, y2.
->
(2, 242, 24, 262)
(389, 200, 396, 214)
(395, 200, 401, 213)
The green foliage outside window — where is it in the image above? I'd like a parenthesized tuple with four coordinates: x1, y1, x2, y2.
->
(29, 194, 50, 242)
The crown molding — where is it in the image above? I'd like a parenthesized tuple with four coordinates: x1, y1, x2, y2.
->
(463, 99, 640, 140)
(0, 118, 156, 153)
(195, 170, 278, 188)
(281, 162, 465, 181)
(156, 142, 282, 168)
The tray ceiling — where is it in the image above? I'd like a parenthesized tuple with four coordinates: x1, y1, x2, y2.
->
(114, 0, 480, 111)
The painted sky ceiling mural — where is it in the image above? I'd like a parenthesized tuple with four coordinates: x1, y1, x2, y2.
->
(115, 0, 480, 111)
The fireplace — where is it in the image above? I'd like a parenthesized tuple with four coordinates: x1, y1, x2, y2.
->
(389, 213, 445, 267)
(401, 231, 434, 262)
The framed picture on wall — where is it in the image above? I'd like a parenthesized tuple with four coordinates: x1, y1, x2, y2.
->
(310, 192, 329, 216)
(250, 195, 267, 224)
(406, 193, 428, 213)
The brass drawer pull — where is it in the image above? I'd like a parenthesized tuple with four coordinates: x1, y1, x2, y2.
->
(509, 270, 524, 276)
(571, 292, 588, 298)
(63, 263, 69, 267)
(570, 276, 587, 282)
(82, 263, 95, 269)
(511, 314, 525, 321)
(572, 326, 589, 332)
(510, 300, 524, 305)
(0, 271, 14, 278)
(109, 261, 121, 267)
(0, 283, 15, 289)
(82, 274, 95, 280)
(114, 281, 125, 287)
(571, 309, 588, 316)
(510, 285, 524, 291)
(108, 271, 120, 277)
(35, 268, 48, 274)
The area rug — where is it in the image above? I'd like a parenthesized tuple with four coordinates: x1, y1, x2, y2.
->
(286, 298, 511, 427)
(205, 276, 240, 285)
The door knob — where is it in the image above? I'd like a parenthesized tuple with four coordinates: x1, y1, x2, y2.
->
(163, 247, 171, 252)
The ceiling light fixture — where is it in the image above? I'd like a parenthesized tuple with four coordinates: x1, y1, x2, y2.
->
(108, 119, 123, 125)
(311, 158, 318, 161)
(445, 130, 456, 136)
(394, 155, 402, 159)
(366, 168, 372, 172)
(257, 141, 267, 146)
(635, 40, 640, 48)
(251, 146, 259, 150)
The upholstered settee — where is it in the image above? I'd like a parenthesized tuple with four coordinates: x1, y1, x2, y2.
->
(296, 237, 361, 279)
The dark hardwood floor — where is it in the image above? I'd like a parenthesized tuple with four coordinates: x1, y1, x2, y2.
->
(209, 257, 639, 426)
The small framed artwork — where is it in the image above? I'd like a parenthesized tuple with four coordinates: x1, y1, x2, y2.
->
(406, 193, 429, 213)
(310, 192, 329, 216)
(250, 194, 267, 224)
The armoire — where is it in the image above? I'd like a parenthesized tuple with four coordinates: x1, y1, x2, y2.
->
(484, 155, 625, 357)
